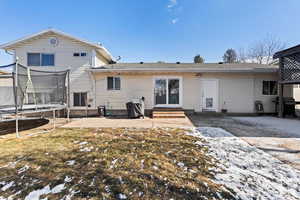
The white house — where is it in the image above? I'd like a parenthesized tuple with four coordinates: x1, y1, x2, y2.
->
(0, 29, 293, 116)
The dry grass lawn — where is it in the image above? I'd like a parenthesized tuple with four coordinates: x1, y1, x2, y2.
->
(0, 128, 235, 199)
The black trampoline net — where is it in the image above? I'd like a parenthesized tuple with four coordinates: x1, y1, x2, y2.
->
(0, 63, 68, 114)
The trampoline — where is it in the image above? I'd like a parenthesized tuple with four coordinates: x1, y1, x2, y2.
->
(0, 62, 70, 137)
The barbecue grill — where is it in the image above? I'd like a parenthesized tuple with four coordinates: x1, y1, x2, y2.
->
(274, 97, 296, 117)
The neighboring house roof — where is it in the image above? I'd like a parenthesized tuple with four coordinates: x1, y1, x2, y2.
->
(0, 28, 114, 63)
(88, 62, 278, 73)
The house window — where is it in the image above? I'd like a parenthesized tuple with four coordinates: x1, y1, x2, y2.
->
(263, 81, 278, 95)
(41, 54, 54, 66)
(73, 52, 87, 57)
(73, 92, 87, 106)
(27, 53, 55, 66)
(107, 77, 121, 90)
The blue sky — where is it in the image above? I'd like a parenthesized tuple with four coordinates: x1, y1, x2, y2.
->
(0, 0, 300, 65)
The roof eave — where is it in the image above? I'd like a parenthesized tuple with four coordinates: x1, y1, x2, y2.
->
(87, 68, 278, 73)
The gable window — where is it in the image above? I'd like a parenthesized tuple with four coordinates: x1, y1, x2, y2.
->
(27, 53, 55, 66)
(73, 92, 87, 107)
(73, 52, 87, 57)
(263, 81, 278, 95)
(107, 77, 121, 90)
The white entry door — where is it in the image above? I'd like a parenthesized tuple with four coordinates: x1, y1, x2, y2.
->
(201, 79, 219, 111)
(154, 77, 182, 107)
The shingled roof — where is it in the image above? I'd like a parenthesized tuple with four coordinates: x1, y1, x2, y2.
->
(88, 62, 278, 73)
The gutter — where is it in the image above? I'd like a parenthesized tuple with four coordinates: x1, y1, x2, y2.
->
(87, 67, 278, 73)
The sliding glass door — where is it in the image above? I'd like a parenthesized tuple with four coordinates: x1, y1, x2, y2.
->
(154, 77, 181, 107)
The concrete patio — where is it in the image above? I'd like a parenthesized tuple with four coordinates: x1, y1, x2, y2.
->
(62, 116, 194, 128)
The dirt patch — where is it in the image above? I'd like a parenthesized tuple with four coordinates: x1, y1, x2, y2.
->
(0, 118, 49, 135)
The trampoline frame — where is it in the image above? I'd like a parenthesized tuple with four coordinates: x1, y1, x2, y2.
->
(0, 61, 70, 137)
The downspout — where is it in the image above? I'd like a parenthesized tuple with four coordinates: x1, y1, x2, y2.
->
(90, 50, 97, 109)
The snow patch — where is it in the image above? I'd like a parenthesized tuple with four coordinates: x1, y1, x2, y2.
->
(117, 193, 127, 199)
(80, 146, 93, 152)
(25, 185, 51, 200)
(66, 160, 75, 166)
(1, 181, 14, 191)
(24, 176, 70, 199)
(79, 141, 88, 145)
(51, 183, 65, 194)
(18, 165, 29, 174)
(186, 127, 300, 200)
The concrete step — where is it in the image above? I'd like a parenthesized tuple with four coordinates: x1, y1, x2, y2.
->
(152, 111, 185, 114)
(153, 108, 183, 111)
(152, 108, 186, 118)
(152, 113, 186, 119)
(153, 115, 186, 118)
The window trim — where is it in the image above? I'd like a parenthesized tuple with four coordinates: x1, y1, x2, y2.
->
(73, 92, 88, 107)
(262, 80, 278, 96)
(27, 52, 55, 66)
(107, 76, 121, 91)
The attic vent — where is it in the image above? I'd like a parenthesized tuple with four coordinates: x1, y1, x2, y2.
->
(140, 62, 144, 64)
(49, 37, 59, 47)
(176, 62, 180, 64)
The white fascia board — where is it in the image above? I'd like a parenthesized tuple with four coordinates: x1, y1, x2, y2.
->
(87, 67, 278, 73)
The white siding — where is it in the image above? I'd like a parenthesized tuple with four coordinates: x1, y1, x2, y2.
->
(93, 72, 291, 114)
(219, 78, 254, 113)
(12, 33, 108, 109)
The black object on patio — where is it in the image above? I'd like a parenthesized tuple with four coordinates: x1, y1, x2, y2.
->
(97, 105, 106, 117)
(273, 97, 297, 117)
(126, 98, 145, 119)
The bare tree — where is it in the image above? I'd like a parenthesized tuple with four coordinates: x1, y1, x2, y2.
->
(248, 42, 265, 64)
(264, 36, 286, 64)
(248, 35, 285, 64)
(237, 47, 247, 63)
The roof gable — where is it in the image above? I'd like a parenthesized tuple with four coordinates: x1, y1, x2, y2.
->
(0, 29, 114, 62)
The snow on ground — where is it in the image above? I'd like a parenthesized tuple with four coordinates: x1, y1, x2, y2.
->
(188, 127, 300, 200)
(23, 175, 69, 200)
(65, 160, 75, 166)
(232, 116, 300, 137)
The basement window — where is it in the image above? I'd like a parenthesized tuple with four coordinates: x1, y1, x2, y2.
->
(262, 81, 278, 95)
(73, 92, 87, 106)
(107, 77, 121, 90)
